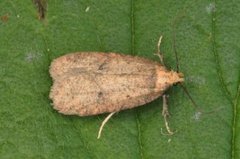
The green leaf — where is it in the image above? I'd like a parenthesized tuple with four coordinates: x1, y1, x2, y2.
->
(0, 0, 239, 158)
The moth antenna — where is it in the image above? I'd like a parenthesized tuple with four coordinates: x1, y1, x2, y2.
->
(171, 14, 201, 112)
(172, 6, 189, 73)
(172, 26, 180, 72)
(172, 6, 224, 117)
(179, 83, 202, 112)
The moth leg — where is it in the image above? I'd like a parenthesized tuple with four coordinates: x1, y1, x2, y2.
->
(154, 35, 165, 66)
(161, 94, 174, 135)
(97, 112, 116, 139)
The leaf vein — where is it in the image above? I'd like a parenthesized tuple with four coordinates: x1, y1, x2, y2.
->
(135, 113, 144, 159)
(211, 1, 236, 158)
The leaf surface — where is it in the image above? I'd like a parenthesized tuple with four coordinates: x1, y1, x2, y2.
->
(0, 0, 239, 158)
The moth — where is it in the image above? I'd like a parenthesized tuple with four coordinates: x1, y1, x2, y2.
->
(49, 36, 184, 138)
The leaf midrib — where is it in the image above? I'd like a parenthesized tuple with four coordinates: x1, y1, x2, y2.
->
(210, 1, 239, 159)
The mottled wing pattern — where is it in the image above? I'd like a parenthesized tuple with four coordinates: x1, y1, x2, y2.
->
(49, 52, 165, 116)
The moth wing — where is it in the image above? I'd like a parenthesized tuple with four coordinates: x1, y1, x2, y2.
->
(49, 52, 166, 116)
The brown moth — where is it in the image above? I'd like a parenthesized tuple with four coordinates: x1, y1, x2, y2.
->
(49, 36, 184, 138)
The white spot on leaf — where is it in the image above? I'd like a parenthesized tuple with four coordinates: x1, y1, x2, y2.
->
(187, 76, 206, 85)
(192, 111, 202, 121)
(25, 52, 42, 62)
(85, 6, 90, 12)
(206, 3, 216, 14)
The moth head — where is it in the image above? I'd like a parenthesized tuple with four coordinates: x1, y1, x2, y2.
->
(155, 68, 184, 92)
(168, 70, 184, 85)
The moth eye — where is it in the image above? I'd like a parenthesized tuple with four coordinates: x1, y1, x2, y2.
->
(173, 83, 178, 86)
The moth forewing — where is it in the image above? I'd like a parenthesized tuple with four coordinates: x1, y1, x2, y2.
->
(49, 52, 183, 116)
